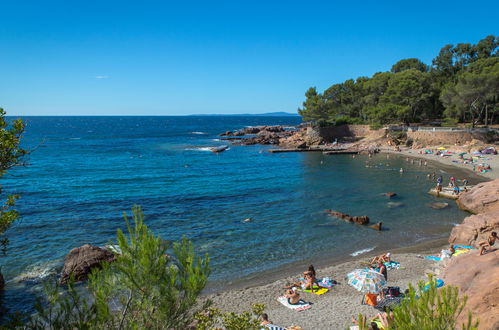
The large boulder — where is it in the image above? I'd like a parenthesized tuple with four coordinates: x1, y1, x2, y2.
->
(456, 180, 499, 214)
(60, 244, 115, 284)
(451, 179, 499, 247)
(442, 249, 499, 329)
(449, 209, 499, 246)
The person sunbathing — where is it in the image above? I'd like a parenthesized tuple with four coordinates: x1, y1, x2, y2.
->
(479, 232, 498, 255)
(370, 253, 391, 265)
(285, 272, 318, 290)
(285, 288, 301, 305)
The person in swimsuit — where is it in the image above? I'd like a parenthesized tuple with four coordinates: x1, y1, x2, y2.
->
(377, 262, 387, 281)
(285, 288, 301, 305)
(479, 232, 498, 255)
(260, 313, 272, 326)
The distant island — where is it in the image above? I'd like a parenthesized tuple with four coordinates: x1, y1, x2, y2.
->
(190, 112, 300, 117)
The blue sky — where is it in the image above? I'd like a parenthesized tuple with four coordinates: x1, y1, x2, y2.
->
(1, 1, 497, 116)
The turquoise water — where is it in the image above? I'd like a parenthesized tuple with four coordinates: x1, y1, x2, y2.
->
(1, 116, 473, 314)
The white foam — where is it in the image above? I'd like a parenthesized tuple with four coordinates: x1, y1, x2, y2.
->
(13, 260, 60, 282)
(191, 131, 207, 135)
(185, 147, 213, 152)
(350, 246, 375, 257)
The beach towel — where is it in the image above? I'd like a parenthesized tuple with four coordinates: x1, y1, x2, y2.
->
(424, 279, 444, 291)
(302, 287, 329, 295)
(384, 261, 400, 270)
(319, 277, 337, 288)
(423, 256, 442, 261)
(277, 296, 311, 311)
(262, 324, 286, 330)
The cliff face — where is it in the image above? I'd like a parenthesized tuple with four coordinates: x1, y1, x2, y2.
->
(450, 180, 499, 246)
(445, 179, 499, 329)
(442, 250, 499, 329)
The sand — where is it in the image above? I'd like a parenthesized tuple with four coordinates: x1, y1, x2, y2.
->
(380, 146, 499, 180)
(204, 146, 496, 329)
(207, 242, 449, 329)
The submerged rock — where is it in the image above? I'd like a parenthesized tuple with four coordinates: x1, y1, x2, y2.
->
(60, 244, 115, 284)
(428, 202, 449, 209)
(0, 271, 4, 291)
(386, 202, 404, 208)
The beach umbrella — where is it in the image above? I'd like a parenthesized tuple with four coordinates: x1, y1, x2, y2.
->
(459, 152, 467, 156)
(437, 147, 446, 150)
(346, 269, 386, 294)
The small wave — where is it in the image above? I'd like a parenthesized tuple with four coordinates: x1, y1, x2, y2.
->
(212, 139, 221, 141)
(69, 137, 81, 140)
(184, 147, 214, 152)
(350, 246, 375, 257)
(14, 260, 60, 283)
(191, 131, 207, 135)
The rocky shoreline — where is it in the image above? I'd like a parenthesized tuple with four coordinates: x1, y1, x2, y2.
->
(212, 124, 499, 329)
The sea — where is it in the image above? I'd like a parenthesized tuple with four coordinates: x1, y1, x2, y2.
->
(0, 116, 477, 315)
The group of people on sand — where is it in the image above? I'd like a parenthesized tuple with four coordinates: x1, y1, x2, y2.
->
(283, 265, 320, 304)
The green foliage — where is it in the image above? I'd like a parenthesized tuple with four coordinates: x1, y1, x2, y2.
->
(194, 304, 266, 330)
(391, 58, 429, 73)
(356, 275, 479, 330)
(27, 276, 97, 329)
(390, 275, 479, 329)
(25, 206, 211, 330)
(89, 205, 210, 329)
(297, 35, 499, 126)
(441, 117, 459, 127)
(0, 108, 28, 249)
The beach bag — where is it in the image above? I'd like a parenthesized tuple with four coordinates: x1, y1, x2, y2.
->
(363, 293, 378, 306)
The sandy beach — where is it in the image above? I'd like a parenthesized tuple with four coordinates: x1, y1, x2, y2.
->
(208, 241, 450, 329)
(206, 148, 498, 329)
(381, 146, 499, 180)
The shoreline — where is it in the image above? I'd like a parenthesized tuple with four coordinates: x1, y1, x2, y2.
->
(207, 240, 449, 329)
(205, 148, 491, 295)
(203, 145, 498, 328)
(380, 146, 498, 181)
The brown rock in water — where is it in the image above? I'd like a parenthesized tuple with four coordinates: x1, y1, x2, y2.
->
(384, 192, 397, 198)
(368, 222, 383, 231)
(442, 249, 499, 329)
(351, 216, 370, 225)
(60, 244, 115, 284)
(325, 210, 370, 225)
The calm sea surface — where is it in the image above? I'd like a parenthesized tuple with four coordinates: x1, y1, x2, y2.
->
(2, 116, 474, 314)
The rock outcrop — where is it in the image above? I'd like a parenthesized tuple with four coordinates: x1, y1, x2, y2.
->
(60, 244, 116, 284)
(442, 249, 499, 329)
(325, 209, 370, 225)
(456, 180, 499, 214)
(450, 179, 499, 246)
(445, 179, 499, 328)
